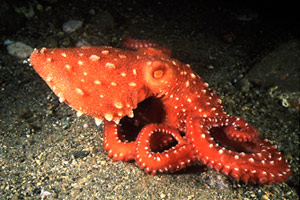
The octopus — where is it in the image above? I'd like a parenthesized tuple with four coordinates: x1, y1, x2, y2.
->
(29, 36, 291, 184)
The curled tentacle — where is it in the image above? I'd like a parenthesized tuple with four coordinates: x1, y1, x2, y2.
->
(103, 120, 176, 161)
(186, 116, 291, 184)
(136, 124, 195, 175)
(103, 121, 136, 161)
(223, 116, 259, 142)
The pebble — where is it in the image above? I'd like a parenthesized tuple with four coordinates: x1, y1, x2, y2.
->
(76, 40, 91, 47)
(62, 20, 83, 33)
(72, 150, 90, 159)
(6, 42, 33, 59)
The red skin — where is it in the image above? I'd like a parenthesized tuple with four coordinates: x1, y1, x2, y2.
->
(29, 38, 291, 184)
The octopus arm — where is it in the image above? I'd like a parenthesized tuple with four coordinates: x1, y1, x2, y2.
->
(136, 124, 195, 175)
(186, 116, 292, 184)
(103, 121, 136, 161)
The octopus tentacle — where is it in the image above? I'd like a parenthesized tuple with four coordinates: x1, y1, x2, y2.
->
(103, 121, 136, 161)
(186, 116, 291, 184)
(136, 124, 195, 175)
(121, 36, 171, 56)
(223, 116, 259, 142)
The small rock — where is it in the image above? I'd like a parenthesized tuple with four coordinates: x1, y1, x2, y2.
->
(89, 11, 114, 34)
(62, 20, 83, 33)
(246, 40, 300, 92)
(61, 118, 70, 129)
(76, 40, 91, 47)
(246, 40, 300, 111)
(7, 42, 33, 58)
(237, 78, 251, 93)
(72, 150, 90, 159)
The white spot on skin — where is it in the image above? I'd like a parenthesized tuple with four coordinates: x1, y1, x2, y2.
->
(118, 54, 127, 59)
(105, 113, 113, 121)
(61, 53, 67, 57)
(89, 55, 100, 61)
(129, 82, 136, 87)
(65, 64, 71, 70)
(78, 60, 83, 65)
(262, 171, 267, 175)
(190, 73, 196, 79)
(95, 118, 103, 126)
(182, 71, 187, 75)
(46, 76, 52, 82)
(113, 118, 120, 124)
(83, 72, 87, 76)
(75, 88, 84, 96)
(105, 63, 115, 69)
(114, 102, 123, 109)
(121, 72, 126, 77)
(128, 110, 134, 118)
(117, 112, 123, 117)
(111, 82, 117, 86)
(40, 48, 47, 54)
(94, 80, 101, 85)
(185, 81, 190, 87)
(133, 69, 137, 75)
(59, 96, 65, 103)
(101, 50, 109, 55)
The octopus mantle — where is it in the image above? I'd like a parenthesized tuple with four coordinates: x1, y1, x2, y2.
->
(29, 37, 291, 184)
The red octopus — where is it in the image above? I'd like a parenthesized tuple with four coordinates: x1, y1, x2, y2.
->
(29, 37, 291, 184)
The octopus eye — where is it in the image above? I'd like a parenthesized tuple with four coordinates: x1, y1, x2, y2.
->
(153, 69, 164, 79)
(144, 61, 173, 90)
